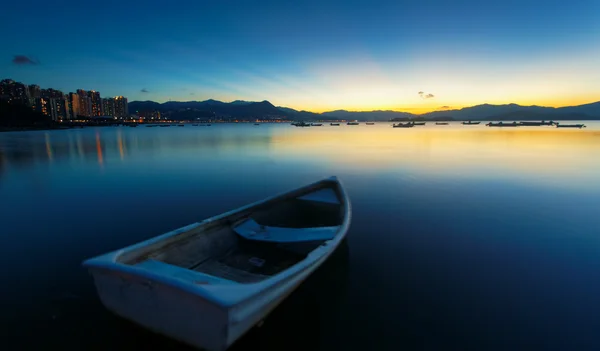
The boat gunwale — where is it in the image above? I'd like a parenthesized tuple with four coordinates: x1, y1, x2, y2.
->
(83, 176, 351, 308)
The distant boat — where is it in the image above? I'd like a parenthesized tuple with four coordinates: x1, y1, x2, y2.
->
(207, 124, 212, 126)
(146, 125, 156, 128)
(295, 122, 311, 127)
(462, 121, 481, 125)
(556, 123, 586, 128)
(347, 122, 359, 125)
(311, 123, 323, 126)
(178, 124, 185, 127)
(254, 123, 260, 125)
(192, 124, 199, 126)
(330, 123, 340, 126)
(393, 123, 414, 128)
(486, 122, 518, 127)
(518, 120, 555, 126)
(83, 176, 351, 351)
(160, 125, 170, 127)
(411, 121, 426, 125)
(435, 122, 449, 125)
(366, 122, 375, 125)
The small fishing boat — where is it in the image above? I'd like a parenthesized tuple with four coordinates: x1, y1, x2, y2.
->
(556, 123, 586, 128)
(83, 177, 351, 351)
(254, 123, 260, 125)
(411, 121, 426, 125)
(462, 121, 481, 125)
(178, 124, 185, 127)
(330, 123, 340, 126)
(518, 120, 555, 126)
(295, 122, 311, 127)
(160, 125, 171, 127)
(435, 122, 449, 125)
(346, 122, 359, 125)
(366, 122, 375, 125)
(393, 123, 414, 128)
(486, 122, 518, 127)
(192, 124, 199, 126)
(311, 123, 323, 126)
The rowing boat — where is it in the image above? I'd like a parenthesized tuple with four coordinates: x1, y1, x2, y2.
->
(83, 177, 351, 351)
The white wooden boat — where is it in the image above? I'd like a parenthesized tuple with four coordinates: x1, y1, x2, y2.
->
(83, 176, 351, 351)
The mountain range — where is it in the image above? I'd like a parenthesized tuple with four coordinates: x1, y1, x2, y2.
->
(128, 100, 600, 121)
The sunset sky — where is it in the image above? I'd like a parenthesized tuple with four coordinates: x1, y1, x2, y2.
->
(2, 0, 599, 113)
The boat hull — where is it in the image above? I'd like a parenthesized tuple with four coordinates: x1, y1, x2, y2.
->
(84, 177, 351, 351)
(88, 239, 340, 351)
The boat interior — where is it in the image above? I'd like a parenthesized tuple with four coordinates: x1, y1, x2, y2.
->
(118, 185, 345, 283)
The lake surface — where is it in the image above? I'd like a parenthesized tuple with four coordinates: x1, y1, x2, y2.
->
(2, 122, 600, 350)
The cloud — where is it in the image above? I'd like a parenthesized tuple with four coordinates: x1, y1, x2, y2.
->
(418, 91, 435, 99)
(438, 105, 451, 110)
(140, 88, 149, 93)
(12, 55, 39, 65)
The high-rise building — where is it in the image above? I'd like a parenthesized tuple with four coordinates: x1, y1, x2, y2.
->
(88, 90, 102, 116)
(102, 98, 116, 117)
(0, 79, 30, 105)
(41, 88, 64, 99)
(113, 96, 128, 118)
(28, 85, 41, 105)
(76, 89, 92, 117)
(33, 96, 70, 121)
(69, 92, 80, 118)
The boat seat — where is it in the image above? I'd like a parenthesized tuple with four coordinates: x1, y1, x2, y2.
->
(297, 188, 340, 204)
(135, 259, 237, 284)
(233, 218, 338, 243)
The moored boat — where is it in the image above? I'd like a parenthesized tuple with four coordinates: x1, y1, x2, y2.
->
(82, 177, 351, 351)
(330, 123, 340, 126)
(411, 121, 426, 125)
(346, 121, 359, 125)
(556, 123, 586, 128)
(393, 122, 414, 128)
(435, 122, 449, 125)
(462, 121, 481, 125)
(366, 122, 375, 125)
(311, 123, 323, 126)
(518, 120, 555, 126)
(486, 121, 518, 127)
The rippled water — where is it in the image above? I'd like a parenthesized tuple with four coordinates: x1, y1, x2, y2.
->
(1, 122, 600, 350)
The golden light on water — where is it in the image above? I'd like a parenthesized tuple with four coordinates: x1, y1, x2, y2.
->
(96, 132, 103, 167)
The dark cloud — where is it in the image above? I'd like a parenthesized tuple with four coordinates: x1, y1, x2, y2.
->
(425, 93, 434, 98)
(418, 91, 424, 95)
(418, 91, 435, 99)
(438, 105, 451, 109)
(141, 88, 149, 93)
(12, 55, 39, 65)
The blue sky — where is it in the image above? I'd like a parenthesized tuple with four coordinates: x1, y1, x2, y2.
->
(1, 0, 599, 112)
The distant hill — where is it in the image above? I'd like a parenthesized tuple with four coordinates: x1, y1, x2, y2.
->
(421, 102, 600, 121)
(129, 100, 285, 120)
(129, 99, 600, 121)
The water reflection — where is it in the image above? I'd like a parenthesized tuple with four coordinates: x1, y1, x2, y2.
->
(1, 124, 598, 190)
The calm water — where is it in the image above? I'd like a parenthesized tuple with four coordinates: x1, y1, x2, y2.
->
(2, 122, 600, 350)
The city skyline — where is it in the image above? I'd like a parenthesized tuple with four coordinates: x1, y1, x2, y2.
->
(2, 0, 599, 113)
(0, 78, 128, 120)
